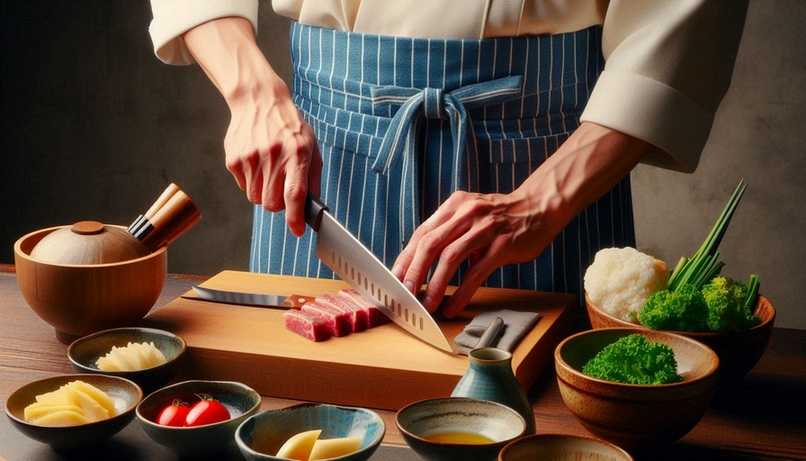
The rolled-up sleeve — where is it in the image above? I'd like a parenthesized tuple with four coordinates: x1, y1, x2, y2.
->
(149, 0, 259, 65)
(581, 0, 748, 172)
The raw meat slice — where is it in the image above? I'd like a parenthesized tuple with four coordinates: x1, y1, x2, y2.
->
(301, 301, 352, 337)
(319, 294, 368, 332)
(283, 310, 330, 342)
(338, 289, 389, 327)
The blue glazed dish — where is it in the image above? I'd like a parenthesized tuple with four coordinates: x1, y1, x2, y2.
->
(235, 403, 385, 461)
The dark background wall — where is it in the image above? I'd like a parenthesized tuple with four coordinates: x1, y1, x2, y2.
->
(2, 1, 804, 329)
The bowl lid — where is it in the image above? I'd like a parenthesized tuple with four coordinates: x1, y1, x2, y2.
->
(30, 221, 150, 265)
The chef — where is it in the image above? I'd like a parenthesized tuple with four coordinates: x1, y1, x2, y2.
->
(148, 1, 748, 318)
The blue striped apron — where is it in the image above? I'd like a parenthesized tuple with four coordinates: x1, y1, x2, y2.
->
(250, 21, 635, 304)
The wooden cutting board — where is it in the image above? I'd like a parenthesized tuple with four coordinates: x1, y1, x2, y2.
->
(141, 270, 575, 410)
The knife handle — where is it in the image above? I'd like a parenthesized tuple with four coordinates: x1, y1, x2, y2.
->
(305, 193, 328, 232)
(281, 294, 317, 309)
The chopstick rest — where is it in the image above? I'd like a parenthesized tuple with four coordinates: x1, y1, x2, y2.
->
(453, 309, 541, 355)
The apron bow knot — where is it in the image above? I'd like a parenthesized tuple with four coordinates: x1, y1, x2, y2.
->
(370, 75, 523, 177)
(369, 75, 523, 243)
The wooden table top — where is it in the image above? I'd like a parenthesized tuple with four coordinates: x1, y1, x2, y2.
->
(1, 264, 804, 461)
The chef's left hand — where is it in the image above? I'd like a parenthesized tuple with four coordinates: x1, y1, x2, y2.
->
(391, 189, 557, 319)
(391, 122, 651, 318)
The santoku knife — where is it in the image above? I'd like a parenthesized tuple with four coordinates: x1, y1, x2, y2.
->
(305, 194, 453, 353)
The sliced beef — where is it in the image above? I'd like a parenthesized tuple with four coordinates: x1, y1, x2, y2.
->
(319, 294, 368, 332)
(339, 289, 389, 327)
(283, 310, 330, 342)
(301, 300, 352, 337)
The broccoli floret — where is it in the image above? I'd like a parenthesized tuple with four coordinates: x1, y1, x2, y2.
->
(702, 276, 762, 332)
(582, 334, 682, 385)
(638, 284, 709, 332)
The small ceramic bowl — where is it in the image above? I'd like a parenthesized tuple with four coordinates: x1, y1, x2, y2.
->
(235, 403, 385, 461)
(136, 380, 261, 458)
(498, 434, 634, 461)
(396, 397, 528, 461)
(67, 327, 185, 394)
(4, 374, 143, 451)
(586, 293, 776, 382)
(555, 328, 719, 449)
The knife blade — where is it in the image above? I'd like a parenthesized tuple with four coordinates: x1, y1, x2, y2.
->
(189, 286, 313, 309)
(306, 194, 453, 353)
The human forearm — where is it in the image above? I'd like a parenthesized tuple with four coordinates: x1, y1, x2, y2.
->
(182, 17, 285, 110)
(181, 17, 322, 236)
(512, 121, 651, 237)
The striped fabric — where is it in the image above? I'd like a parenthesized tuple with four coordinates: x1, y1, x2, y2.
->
(250, 21, 635, 303)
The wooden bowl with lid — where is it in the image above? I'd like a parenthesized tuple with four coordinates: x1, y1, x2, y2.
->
(14, 184, 201, 344)
(14, 222, 167, 344)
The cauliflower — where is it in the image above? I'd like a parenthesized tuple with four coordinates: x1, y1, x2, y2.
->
(584, 247, 669, 323)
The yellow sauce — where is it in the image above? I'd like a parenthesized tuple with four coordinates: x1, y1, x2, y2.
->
(424, 432, 495, 445)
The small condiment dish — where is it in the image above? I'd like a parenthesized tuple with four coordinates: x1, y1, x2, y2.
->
(555, 328, 719, 448)
(68, 326, 185, 394)
(395, 397, 528, 461)
(498, 434, 634, 461)
(136, 380, 261, 458)
(235, 403, 385, 461)
(4, 374, 143, 451)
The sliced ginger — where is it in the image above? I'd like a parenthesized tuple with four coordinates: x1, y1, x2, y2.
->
(95, 341, 167, 371)
(276, 429, 322, 460)
(309, 436, 363, 460)
(275, 428, 363, 461)
(23, 380, 117, 427)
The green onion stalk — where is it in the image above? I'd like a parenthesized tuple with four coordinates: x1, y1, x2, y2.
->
(667, 179, 748, 292)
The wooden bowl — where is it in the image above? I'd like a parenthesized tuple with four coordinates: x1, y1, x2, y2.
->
(499, 434, 633, 461)
(14, 225, 167, 344)
(586, 293, 776, 383)
(554, 328, 720, 449)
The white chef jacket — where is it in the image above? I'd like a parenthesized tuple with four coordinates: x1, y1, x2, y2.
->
(148, 0, 748, 173)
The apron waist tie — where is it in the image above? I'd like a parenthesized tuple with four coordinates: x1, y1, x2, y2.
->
(371, 75, 523, 191)
(370, 75, 524, 237)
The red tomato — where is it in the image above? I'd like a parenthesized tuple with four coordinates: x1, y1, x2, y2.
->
(156, 400, 190, 427)
(183, 395, 230, 427)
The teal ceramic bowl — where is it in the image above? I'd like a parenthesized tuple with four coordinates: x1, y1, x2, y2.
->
(396, 397, 528, 461)
(235, 403, 385, 461)
(67, 327, 185, 394)
(4, 374, 143, 451)
(136, 380, 261, 458)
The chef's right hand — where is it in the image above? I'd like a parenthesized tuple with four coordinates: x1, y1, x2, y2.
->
(224, 84, 322, 237)
(182, 17, 322, 237)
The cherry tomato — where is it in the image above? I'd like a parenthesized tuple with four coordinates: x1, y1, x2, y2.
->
(183, 395, 230, 427)
(156, 400, 190, 427)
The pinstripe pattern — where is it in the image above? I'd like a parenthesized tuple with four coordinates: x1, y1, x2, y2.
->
(250, 22, 634, 302)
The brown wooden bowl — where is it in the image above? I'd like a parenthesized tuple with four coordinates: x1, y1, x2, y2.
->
(586, 293, 776, 383)
(14, 225, 167, 344)
(554, 328, 720, 449)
